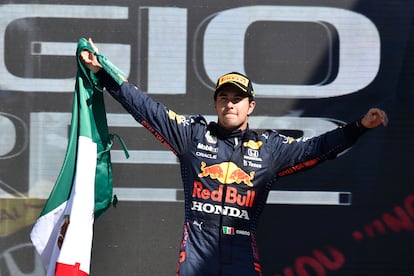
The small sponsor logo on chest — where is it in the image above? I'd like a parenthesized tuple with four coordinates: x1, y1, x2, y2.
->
(243, 148, 262, 168)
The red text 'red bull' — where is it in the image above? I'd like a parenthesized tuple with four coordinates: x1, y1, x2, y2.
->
(193, 181, 255, 207)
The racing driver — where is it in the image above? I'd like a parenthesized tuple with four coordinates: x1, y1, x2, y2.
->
(81, 38, 388, 276)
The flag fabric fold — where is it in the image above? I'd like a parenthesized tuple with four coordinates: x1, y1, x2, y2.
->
(30, 38, 115, 276)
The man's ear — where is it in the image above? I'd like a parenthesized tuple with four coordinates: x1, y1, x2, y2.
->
(247, 100, 256, 116)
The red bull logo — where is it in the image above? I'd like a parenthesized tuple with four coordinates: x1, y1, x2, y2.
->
(198, 161, 255, 187)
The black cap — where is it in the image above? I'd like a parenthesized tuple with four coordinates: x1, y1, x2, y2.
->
(214, 72, 255, 99)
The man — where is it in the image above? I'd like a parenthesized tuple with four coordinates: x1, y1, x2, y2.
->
(81, 38, 388, 276)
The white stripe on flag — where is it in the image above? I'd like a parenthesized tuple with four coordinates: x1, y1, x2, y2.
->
(53, 136, 97, 275)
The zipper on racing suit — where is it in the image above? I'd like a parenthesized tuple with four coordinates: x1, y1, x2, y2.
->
(218, 136, 241, 266)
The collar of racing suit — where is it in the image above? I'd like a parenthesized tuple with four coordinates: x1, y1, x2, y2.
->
(208, 122, 257, 142)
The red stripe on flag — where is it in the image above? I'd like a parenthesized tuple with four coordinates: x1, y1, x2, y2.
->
(55, 262, 89, 276)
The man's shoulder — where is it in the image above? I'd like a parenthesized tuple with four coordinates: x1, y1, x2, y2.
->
(189, 114, 208, 126)
(255, 129, 280, 139)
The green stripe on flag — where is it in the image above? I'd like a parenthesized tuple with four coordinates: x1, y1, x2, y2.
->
(76, 38, 114, 217)
(37, 38, 114, 218)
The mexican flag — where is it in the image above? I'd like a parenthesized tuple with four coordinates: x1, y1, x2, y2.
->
(30, 38, 116, 276)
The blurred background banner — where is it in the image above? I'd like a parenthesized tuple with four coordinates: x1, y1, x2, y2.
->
(0, 1, 413, 275)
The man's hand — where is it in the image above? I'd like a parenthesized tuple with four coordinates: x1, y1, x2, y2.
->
(80, 38, 102, 73)
(360, 108, 389, 128)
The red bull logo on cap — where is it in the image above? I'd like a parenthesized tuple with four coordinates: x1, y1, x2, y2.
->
(198, 161, 255, 187)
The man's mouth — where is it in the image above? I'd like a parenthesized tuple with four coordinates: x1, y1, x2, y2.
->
(223, 114, 237, 120)
(224, 112, 237, 117)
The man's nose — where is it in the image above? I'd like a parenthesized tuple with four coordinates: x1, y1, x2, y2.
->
(225, 99, 235, 108)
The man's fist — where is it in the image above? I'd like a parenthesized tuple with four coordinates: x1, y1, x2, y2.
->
(361, 108, 389, 128)
(80, 38, 102, 73)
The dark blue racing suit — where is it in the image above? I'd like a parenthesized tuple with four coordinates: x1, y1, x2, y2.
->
(96, 70, 367, 276)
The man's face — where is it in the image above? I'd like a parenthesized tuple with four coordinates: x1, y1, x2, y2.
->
(214, 85, 256, 131)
